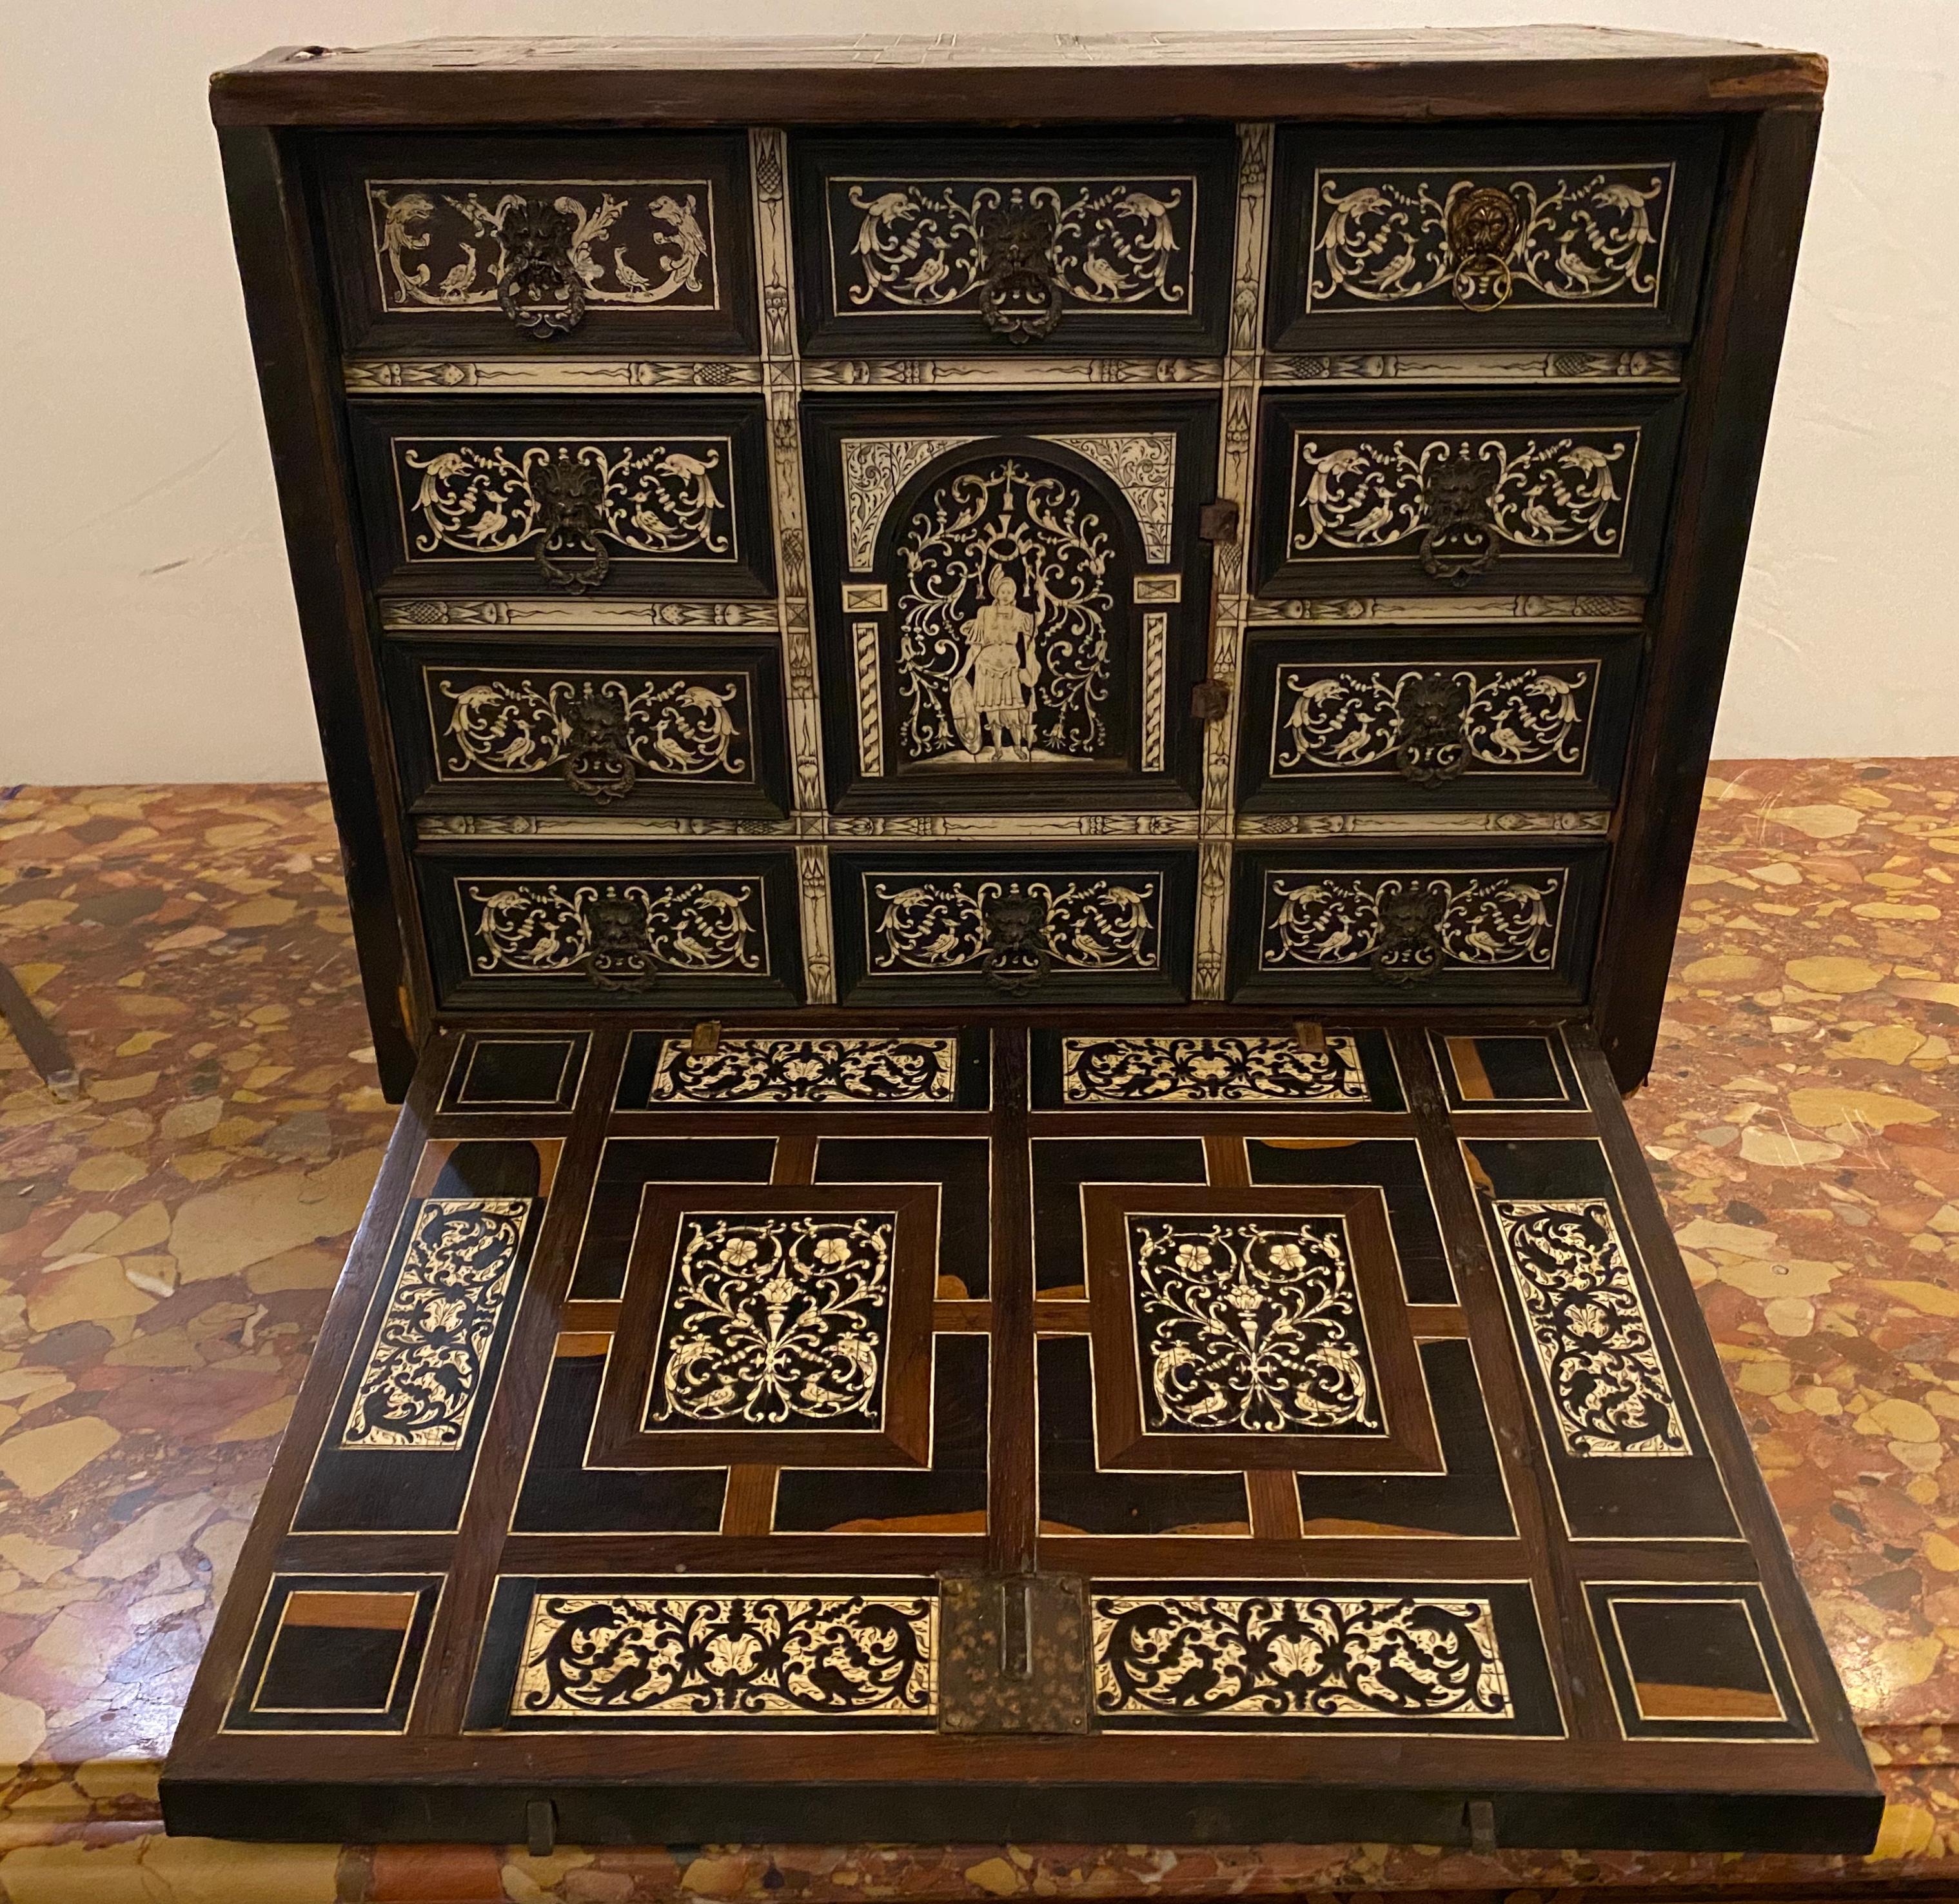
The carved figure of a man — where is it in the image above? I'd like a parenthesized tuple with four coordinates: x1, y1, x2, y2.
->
(955, 570, 1041, 762)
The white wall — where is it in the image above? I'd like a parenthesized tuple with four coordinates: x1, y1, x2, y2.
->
(3, 1, 1953, 784)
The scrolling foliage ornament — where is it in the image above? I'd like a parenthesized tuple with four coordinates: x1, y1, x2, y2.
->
(1277, 664, 1590, 788)
(1291, 431, 1631, 585)
(1129, 1217, 1379, 1434)
(1492, 1198, 1689, 1456)
(871, 875, 1158, 991)
(894, 458, 1116, 767)
(440, 673, 745, 802)
(515, 1592, 935, 1721)
(1061, 1034, 1368, 1106)
(464, 880, 762, 991)
(402, 439, 731, 593)
(1094, 1592, 1512, 1723)
(649, 1213, 894, 1429)
(1262, 872, 1560, 984)
(648, 1034, 958, 1106)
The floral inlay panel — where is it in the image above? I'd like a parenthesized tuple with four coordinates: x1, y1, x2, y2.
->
(393, 436, 735, 564)
(342, 1198, 531, 1450)
(829, 175, 1196, 316)
(366, 179, 720, 313)
(647, 1212, 897, 1431)
(1259, 870, 1564, 981)
(869, 875, 1161, 975)
(1094, 1592, 1512, 1723)
(647, 1035, 958, 1105)
(512, 1591, 936, 1723)
(457, 878, 766, 989)
(1125, 1215, 1381, 1435)
(1491, 1198, 1690, 1457)
(1307, 164, 1672, 313)
(1274, 663, 1595, 786)
(1060, 1035, 1368, 1106)
(1287, 430, 1637, 562)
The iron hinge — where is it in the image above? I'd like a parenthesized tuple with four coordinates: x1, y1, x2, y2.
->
(1197, 498, 1241, 544)
(937, 1572, 1090, 1735)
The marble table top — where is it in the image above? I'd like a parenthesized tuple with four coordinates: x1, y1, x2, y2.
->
(3, 762, 1959, 1898)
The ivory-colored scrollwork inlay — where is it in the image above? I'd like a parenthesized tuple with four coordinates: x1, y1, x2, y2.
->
(1262, 348, 1680, 386)
(1245, 593, 1642, 626)
(1274, 663, 1593, 786)
(395, 437, 734, 564)
(1238, 811, 1606, 839)
(384, 598, 777, 631)
(513, 1590, 936, 1722)
(342, 1198, 530, 1450)
(1308, 165, 1672, 314)
(458, 878, 766, 988)
(841, 438, 981, 572)
(1141, 612, 1168, 773)
(649, 1211, 896, 1429)
(800, 357, 1221, 389)
(895, 460, 1114, 768)
(367, 180, 719, 315)
(1288, 431, 1637, 564)
(1094, 1592, 1511, 1723)
(431, 669, 749, 800)
(345, 359, 763, 393)
(1043, 434, 1176, 564)
(1490, 1198, 1689, 1457)
(851, 622, 885, 778)
(868, 874, 1161, 976)
(647, 1035, 958, 1106)
(1060, 1034, 1367, 1106)
(832, 175, 1197, 316)
(1127, 1215, 1380, 1434)
(1259, 869, 1565, 982)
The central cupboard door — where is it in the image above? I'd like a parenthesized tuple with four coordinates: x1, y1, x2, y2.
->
(801, 394, 1219, 811)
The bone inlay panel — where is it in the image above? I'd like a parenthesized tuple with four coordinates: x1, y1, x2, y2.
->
(1060, 1034, 1368, 1106)
(456, 878, 768, 984)
(1127, 1213, 1383, 1436)
(645, 1034, 960, 1106)
(1260, 869, 1564, 976)
(342, 1198, 531, 1450)
(1490, 1198, 1689, 1457)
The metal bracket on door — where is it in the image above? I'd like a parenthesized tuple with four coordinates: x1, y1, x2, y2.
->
(937, 1572, 1091, 1734)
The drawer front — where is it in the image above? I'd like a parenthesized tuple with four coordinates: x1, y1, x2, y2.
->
(1237, 632, 1637, 813)
(791, 132, 1237, 357)
(832, 849, 1195, 1005)
(1254, 392, 1682, 599)
(1266, 124, 1720, 351)
(419, 851, 803, 1009)
(1229, 848, 1605, 1006)
(318, 134, 758, 358)
(348, 398, 774, 599)
(382, 640, 790, 818)
(802, 394, 1217, 810)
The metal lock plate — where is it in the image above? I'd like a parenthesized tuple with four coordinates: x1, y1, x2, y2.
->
(937, 1573, 1090, 1735)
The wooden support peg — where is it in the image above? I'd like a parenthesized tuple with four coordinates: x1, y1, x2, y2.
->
(1292, 1019, 1327, 1053)
(689, 1019, 722, 1056)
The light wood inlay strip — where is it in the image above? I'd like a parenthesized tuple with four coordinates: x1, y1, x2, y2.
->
(1246, 1469, 1306, 1542)
(722, 1465, 779, 1537)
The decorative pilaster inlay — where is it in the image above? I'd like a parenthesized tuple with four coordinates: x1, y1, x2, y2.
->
(1260, 348, 1680, 386)
(418, 810, 1206, 843)
(842, 582, 888, 613)
(1490, 1198, 1690, 1456)
(513, 1589, 937, 1723)
(646, 1034, 958, 1106)
(1127, 1214, 1381, 1434)
(1059, 1033, 1367, 1106)
(1194, 123, 1274, 998)
(799, 356, 1221, 389)
(751, 127, 834, 1004)
(840, 432, 1173, 571)
(457, 877, 767, 986)
(1244, 593, 1644, 626)
(1134, 573, 1182, 603)
(1258, 869, 1566, 980)
(1237, 810, 1608, 839)
(852, 622, 885, 778)
(827, 811, 1200, 840)
(423, 813, 796, 840)
(1141, 612, 1168, 773)
(342, 1198, 530, 1449)
(344, 358, 764, 392)
(867, 873, 1162, 976)
(649, 1211, 896, 1429)
(1093, 1591, 1511, 1724)
(380, 597, 780, 632)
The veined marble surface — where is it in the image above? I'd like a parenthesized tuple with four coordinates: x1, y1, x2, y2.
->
(4, 767, 1959, 1894)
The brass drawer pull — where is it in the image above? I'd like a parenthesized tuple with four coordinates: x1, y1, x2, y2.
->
(977, 204, 1063, 343)
(495, 198, 588, 339)
(1444, 184, 1524, 312)
(531, 449, 610, 593)
(558, 682, 636, 802)
(1419, 451, 1501, 585)
(980, 888, 1052, 993)
(1368, 884, 1449, 984)
(583, 891, 654, 991)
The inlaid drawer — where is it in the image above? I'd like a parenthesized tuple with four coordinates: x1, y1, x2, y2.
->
(346, 397, 774, 599)
(801, 392, 1217, 809)
(1266, 124, 1720, 352)
(1236, 632, 1637, 815)
(1252, 391, 1682, 599)
(317, 134, 758, 359)
(789, 132, 1237, 358)
(831, 849, 1196, 1005)
(1228, 846, 1606, 1006)
(381, 640, 789, 818)
(417, 849, 803, 1009)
